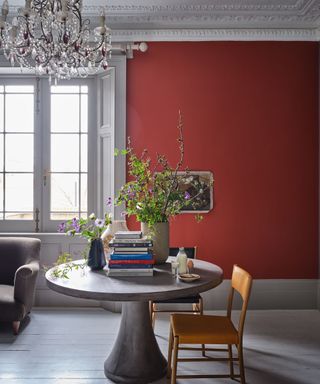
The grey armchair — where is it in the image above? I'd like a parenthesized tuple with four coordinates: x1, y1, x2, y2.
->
(0, 237, 40, 334)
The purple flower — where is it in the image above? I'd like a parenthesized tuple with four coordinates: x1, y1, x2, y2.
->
(121, 211, 127, 217)
(95, 218, 104, 228)
(72, 217, 79, 228)
(57, 222, 66, 233)
(184, 191, 191, 200)
(106, 197, 112, 207)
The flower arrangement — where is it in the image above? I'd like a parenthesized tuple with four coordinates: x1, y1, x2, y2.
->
(46, 201, 113, 278)
(57, 211, 112, 241)
(115, 112, 211, 227)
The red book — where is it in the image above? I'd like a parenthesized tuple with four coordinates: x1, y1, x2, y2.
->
(108, 259, 155, 265)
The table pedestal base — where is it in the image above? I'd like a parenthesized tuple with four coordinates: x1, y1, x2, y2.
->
(104, 301, 167, 384)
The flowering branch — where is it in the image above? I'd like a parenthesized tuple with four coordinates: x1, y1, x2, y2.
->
(115, 111, 209, 227)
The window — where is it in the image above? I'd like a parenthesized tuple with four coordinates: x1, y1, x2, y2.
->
(0, 84, 35, 222)
(50, 85, 88, 221)
(0, 78, 94, 232)
(0, 56, 126, 233)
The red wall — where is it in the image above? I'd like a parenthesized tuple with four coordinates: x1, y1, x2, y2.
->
(126, 42, 319, 279)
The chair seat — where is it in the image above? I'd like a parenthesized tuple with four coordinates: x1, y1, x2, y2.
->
(154, 294, 201, 304)
(170, 313, 239, 345)
(0, 285, 25, 322)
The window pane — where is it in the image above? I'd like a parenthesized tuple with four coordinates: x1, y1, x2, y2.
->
(5, 85, 34, 93)
(5, 134, 33, 172)
(81, 86, 88, 94)
(81, 135, 87, 172)
(5, 173, 33, 211)
(0, 86, 4, 92)
(51, 94, 80, 132)
(81, 95, 88, 132)
(51, 173, 79, 212)
(51, 134, 79, 172)
(0, 134, 3, 171)
(0, 94, 3, 132)
(81, 174, 87, 212)
(51, 86, 80, 94)
(51, 212, 81, 221)
(5, 212, 33, 220)
(6, 94, 34, 132)
(0, 174, 3, 212)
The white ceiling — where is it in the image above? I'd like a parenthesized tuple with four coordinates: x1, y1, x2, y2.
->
(5, 1, 320, 41)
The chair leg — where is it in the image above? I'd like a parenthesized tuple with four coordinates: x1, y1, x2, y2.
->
(238, 343, 246, 384)
(151, 303, 156, 329)
(199, 297, 206, 357)
(171, 336, 179, 384)
(12, 321, 20, 335)
(228, 344, 234, 379)
(167, 326, 174, 379)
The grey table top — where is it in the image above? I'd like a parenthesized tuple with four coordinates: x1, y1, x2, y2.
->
(45, 257, 224, 302)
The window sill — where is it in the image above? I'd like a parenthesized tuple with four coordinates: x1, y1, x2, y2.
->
(0, 232, 64, 236)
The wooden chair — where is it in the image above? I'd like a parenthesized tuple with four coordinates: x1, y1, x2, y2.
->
(167, 265, 252, 384)
(149, 247, 203, 329)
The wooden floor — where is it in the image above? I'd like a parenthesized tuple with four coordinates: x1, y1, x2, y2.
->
(0, 308, 319, 383)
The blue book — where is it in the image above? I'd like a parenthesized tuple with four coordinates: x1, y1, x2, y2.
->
(110, 253, 153, 261)
(108, 264, 153, 269)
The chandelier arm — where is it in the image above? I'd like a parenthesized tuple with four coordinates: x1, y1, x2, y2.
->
(26, 18, 35, 40)
(65, 7, 88, 50)
(38, 18, 51, 45)
(71, 4, 84, 34)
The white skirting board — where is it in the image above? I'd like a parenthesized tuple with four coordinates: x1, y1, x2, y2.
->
(35, 279, 320, 312)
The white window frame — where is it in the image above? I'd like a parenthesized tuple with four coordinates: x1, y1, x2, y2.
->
(0, 77, 39, 232)
(41, 77, 96, 232)
(0, 54, 126, 233)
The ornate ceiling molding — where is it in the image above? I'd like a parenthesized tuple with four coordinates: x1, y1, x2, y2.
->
(83, 1, 311, 13)
(112, 28, 319, 42)
(6, 1, 320, 42)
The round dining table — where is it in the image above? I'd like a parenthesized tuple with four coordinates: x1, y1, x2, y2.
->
(46, 257, 223, 384)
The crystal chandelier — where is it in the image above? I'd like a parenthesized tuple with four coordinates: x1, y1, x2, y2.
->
(0, 0, 111, 80)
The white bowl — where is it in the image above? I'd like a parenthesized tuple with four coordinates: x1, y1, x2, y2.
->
(178, 273, 200, 282)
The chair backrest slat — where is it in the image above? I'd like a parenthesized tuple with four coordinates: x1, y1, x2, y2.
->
(232, 265, 252, 302)
(227, 265, 253, 343)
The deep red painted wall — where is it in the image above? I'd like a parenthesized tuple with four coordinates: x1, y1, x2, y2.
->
(126, 42, 319, 278)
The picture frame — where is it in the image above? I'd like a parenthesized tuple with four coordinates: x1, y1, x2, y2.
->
(177, 171, 214, 213)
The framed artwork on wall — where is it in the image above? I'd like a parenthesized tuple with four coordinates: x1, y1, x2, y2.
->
(177, 171, 214, 213)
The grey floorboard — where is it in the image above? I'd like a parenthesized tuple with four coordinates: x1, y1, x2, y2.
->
(0, 308, 319, 383)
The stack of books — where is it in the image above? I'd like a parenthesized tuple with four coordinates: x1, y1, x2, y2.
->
(108, 231, 154, 277)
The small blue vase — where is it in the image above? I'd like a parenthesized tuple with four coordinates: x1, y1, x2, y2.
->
(87, 239, 106, 270)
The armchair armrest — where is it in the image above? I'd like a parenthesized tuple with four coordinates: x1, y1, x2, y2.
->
(14, 260, 40, 312)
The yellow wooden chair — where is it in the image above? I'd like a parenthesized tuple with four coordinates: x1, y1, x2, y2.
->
(167, 265, 252, 384)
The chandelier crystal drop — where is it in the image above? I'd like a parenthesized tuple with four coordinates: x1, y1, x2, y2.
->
(0, 0, 112, 80)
